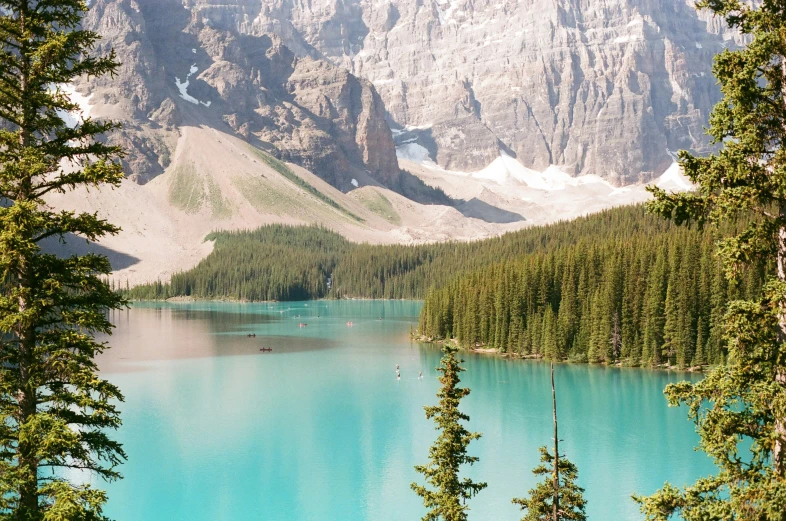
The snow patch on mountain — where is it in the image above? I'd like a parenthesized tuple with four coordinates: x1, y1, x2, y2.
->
(397, 146, 615, 191)
(175, 65, 212, 107)
(397, 143, 440, 168)
(54, 84, 94, 128)
(472, 154, 614, 190)
(655, 162, 694, 191)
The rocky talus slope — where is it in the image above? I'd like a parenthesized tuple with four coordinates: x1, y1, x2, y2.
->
(82, 0, 399, 191)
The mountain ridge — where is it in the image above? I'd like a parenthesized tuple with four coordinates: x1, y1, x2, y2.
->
(41, 0, 709, 285)
(183, 0, 731, 184)
(80, 0, 730, 188)
(81, 0, 402, 191)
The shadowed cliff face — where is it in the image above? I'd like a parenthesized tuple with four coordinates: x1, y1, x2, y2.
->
(178, 0, 729, 185)
(81, 0, 400, 191)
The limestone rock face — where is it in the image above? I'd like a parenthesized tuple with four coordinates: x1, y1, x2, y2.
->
(337, 0, 726, 184)
(84, 0, 733, 187)
(82, 0, 399, 189)
(181, 0, 730, 185)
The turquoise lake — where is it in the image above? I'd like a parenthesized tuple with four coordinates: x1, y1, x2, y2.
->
(97, 300, 716, 521)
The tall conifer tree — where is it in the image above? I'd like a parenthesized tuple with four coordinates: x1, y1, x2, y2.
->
(412, 345, 487, 521)
(513, 363, 587, 521)
(0, 1, 126, 519)
(637, 0, 786, 517)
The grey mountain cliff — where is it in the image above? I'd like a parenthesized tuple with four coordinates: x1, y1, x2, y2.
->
(84, 0, 731, 187)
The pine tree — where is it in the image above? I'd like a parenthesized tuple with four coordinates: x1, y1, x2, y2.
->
(0, 1, 126, 519)
(636, 0, 786, 517)
(513, 364, 587, 521)
(642, 251, 668, 366)
(412, 345, 487, 521)
(662, 280, 679, 366)
(610, 311, 622, 362)
(542, 306, 558, 361)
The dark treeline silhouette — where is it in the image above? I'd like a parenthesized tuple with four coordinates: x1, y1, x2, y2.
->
(139, 225, 352, 301)
(130, 205, 740, 303)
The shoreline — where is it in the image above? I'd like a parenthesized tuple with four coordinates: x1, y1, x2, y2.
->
(128, 298, 708, 375)
(417, 337, 709, 374)
(129, 296, 423, 304)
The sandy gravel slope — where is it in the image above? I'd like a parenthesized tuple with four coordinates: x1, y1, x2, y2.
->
(44, 125, 689, 287)
(44, 126, 504, 286)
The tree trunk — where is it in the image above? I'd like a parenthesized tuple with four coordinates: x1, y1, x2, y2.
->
(773, 24, 786, 471)
(17, 365, 38, 519)
(15, 259, 39, 520)
(15, 4, 39, 510)
(775, 200, 786, 477)
(552, 362, 559, 521)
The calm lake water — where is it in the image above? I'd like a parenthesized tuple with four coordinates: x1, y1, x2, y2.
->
(96, 300, 715, 521)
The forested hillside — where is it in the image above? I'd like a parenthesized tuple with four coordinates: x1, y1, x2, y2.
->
(417, 226, 765, 368)
(130, 205, 712, 301)
(129, 206, 763, 369)
(131, 205, 765, 367)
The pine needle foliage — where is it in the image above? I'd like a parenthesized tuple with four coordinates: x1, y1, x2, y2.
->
(412, 345, 487, 521)
(513, 447, 586, 521)
(513, 364, 586, 521)
(417, 221, 762, 368)
(635, 0, 786, 518)
(0, 1, 126, 520)
(129, 206, 690, 302)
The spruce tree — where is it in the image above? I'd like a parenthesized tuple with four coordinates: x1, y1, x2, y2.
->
(412, 345, 487, 521)
(0, 1, 126, 519)
(636, 0, 786, 517)
(513, 363, 587, 521)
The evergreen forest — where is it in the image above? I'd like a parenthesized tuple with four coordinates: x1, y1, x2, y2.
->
(416, 223, 761, 368)
(128, 205, 765, 368)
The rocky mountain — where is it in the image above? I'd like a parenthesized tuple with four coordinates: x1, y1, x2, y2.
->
(79, 0, 732, 188)
(40, 0, 715, 284)
(173, 0, 732, 185)
(82, 0, 400, 191)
